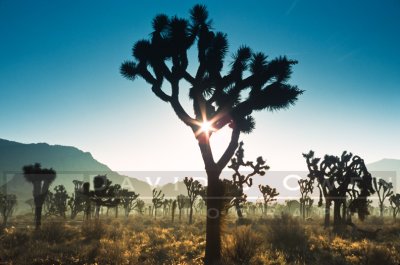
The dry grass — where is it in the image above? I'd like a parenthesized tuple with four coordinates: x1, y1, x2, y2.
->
(0, 214, 399, 265)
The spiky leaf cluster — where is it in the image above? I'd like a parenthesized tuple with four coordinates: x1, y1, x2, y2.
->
(121, 4, 302, 134)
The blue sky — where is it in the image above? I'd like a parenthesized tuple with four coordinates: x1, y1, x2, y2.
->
(1, 0, 399, 171)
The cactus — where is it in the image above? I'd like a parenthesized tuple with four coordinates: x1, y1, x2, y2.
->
(23, 163, 56, 229)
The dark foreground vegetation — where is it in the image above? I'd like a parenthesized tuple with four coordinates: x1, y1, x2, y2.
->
(1, 213, 399, 265)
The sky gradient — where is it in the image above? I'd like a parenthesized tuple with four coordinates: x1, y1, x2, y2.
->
(1, 0, 399, 171)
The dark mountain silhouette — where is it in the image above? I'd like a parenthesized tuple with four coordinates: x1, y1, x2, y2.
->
(0, 138, 152, 205)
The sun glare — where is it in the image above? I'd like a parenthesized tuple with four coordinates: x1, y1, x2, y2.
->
(201, 121, 212, 133)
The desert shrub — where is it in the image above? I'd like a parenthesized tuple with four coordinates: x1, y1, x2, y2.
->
(266, 213, 309, 260)
(81, 219, 106, 241)
(33, 220, 75, 243)
(360, 241, 399, 265)
(366, 215, 384, 226)
(96, 238, 127, 265)
(222, 225, 262, 265)
(0, 226, 29, 249)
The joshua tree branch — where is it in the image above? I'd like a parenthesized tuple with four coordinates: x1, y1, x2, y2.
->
(169, 97, 197, 130)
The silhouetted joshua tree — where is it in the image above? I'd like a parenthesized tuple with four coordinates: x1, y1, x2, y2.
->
(389, 193, 400, 220)
(91, 175, 121, 219)
(136, 199, 145, 214)
(171, 199, 177, 223)
(152, 188, 164, 219)
(120, 5, 302, 263)
(228, 141, 269, 219)
(184, 177, 204, 224)
(52, 185, 69, 218)
(298, 178, 314, 220)
(162, 198, 173, 216)
(304, 197, 314, 218)
(23, 163, 56, 229)
(68, 180, 87, 219)
(0, 193, 17, 226)
(259, 184, 279, 216)
(119, 189, 139, 217)
(303, 151, 374, 229)
(44, 190, 56, 216)
(372, 178, 393, 218)
(177, 194, 187, 221)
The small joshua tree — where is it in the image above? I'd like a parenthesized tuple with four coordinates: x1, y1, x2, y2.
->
(152, 188, 164, 219)
(136, 199, 145, 214)
(259, 184, 279, 217)
(373, 178, 393, 218)
(177, 194, 187, 221)
(53, 185, 69, 218)
(162, 199, 173, 216)
(298, 178, 314, 220)
(23, 163, 56, 229)
(389, 194, 400, 220)
(184, 177, 204, 224)
(171, 199, 177, 223)
(68, 180, 87, 219)
(119, 189, 139, 217)
(0, 193, 17, 226)
(228, 141, 269, 219)
(96, 176, 121, 218)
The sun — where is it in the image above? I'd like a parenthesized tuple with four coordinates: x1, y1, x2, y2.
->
(200, 121, 213, 133)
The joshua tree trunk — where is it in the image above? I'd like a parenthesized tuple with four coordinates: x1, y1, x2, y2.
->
(34, 205, 42, 229)
(324, 199, 331, 228)
(379, 204, 384, 218)
(33, 194, 46, 229)
(179, 209, 182, 221)
(342, 200, 347, 222)
(189, 203, 194, 224)
(234, 201, 243, 219)
(204, 171, 223, 265)
(333, 200, 341, 227)
(264, 203, 268, 217)
(95, 204, 100, 218)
